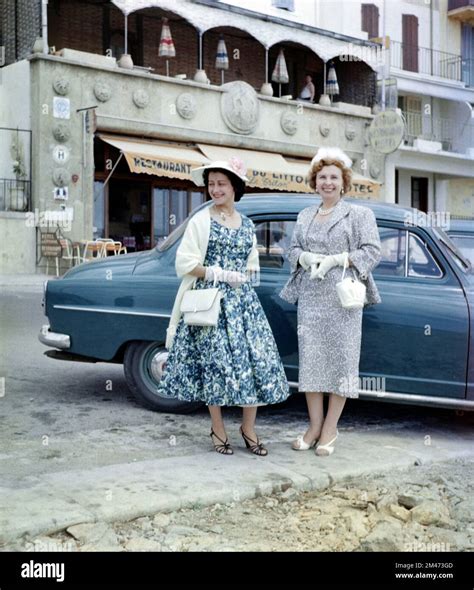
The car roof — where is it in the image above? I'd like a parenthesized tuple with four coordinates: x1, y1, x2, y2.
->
(447, 219, 474, 233)
(237, 193, 425, 224)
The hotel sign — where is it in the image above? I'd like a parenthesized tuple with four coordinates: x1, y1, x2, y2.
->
(368, 110, 405, 154)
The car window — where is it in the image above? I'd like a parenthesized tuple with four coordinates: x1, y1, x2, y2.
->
(408, 234, 443, 278)
(374, 227, 406, 277)
(449, 235, 474, 266)
(374, 226, 443, 279)
(254, 220, 296, 270)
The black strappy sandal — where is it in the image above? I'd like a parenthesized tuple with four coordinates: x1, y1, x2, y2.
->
(210, 429, 233, 455)
(239, 427, 268, 456)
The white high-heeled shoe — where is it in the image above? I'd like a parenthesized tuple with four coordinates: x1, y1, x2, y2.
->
(315, 430, 338, 456)
(291, 434, 318, 451)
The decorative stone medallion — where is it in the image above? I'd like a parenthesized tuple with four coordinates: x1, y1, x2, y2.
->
(53, 123, 71, 143)
(221, 81, 259, 135)
(53, 77, 70, 96)
(369, 163, 381, 179)
(345, 124, 356, 141)
(52, 168, 71, 187)
(93, 80, 112, 103)
(280, 111, 298, 136)
(319, 122, 330, 137)
(133, 89, 149, 109)
(176, 93, 197, 119)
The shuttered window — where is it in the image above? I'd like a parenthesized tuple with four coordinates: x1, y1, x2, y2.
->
(361, 4, 379, 40)
(402, 14, 419, 73)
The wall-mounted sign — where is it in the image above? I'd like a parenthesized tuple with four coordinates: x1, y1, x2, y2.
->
(52, 145, 70, 163)
(53, 186, 69, 200)
(368, 110, 405, 154)
(40, 232, 62, 258)
(53, 97, 70, 119)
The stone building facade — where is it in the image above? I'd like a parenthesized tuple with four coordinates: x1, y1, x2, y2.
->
(0, 0, 384, 274)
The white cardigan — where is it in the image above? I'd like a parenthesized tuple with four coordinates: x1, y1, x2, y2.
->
(165, 206, 260, 349)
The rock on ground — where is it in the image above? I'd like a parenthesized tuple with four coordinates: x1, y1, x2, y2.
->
(4, 459, 473, 552)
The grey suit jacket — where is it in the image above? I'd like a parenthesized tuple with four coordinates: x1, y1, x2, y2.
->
(280, 200, 382, 306)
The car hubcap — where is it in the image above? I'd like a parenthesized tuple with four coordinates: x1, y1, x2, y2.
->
(150, 349, 168, 383)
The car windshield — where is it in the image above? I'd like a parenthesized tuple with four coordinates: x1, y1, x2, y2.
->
(156, 202, 212, 252)
(156, 219, 188, 252)
(433, 227, 472, 272)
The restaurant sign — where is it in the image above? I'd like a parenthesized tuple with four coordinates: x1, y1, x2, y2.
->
(125, 152, 198, 180)
(124, 151, 380, 198)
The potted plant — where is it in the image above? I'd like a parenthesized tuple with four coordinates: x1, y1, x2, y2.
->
(9, 131, 28, 211)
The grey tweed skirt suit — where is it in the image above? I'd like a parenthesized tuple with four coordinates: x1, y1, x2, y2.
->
(280, 199, 381, 398)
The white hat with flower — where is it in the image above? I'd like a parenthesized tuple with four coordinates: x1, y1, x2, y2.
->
(191, 157, 249, 186)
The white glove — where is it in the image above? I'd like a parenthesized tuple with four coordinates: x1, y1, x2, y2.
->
(311, 252, 349, 280)
(204, 265, 223, 282)
(205, 265, 247, 288)
(299, 251, 326, 271)
(222, 269, 247, 288)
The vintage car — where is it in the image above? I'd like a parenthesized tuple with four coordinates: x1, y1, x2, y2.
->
(39, 195, 474, 413)
(447, 219, 474, 267)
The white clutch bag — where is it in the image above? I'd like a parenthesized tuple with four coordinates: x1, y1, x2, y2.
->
(180, 278, 222, 326)
(336, 255, 366, 310)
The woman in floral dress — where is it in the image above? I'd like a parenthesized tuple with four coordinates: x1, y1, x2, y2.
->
(158, 158, 289, 456)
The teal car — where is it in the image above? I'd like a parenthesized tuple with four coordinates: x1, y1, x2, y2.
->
(447, 219, 474, 267)
(39, 195, 474, 413)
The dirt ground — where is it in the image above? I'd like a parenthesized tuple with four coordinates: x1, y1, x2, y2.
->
(15, 458, 473, 553)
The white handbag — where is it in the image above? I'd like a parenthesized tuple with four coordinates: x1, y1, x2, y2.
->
(180, 278, 222, 326)
(336, 255, 367, 310)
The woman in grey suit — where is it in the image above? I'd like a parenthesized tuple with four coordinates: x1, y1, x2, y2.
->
(280, 148, 381, 456)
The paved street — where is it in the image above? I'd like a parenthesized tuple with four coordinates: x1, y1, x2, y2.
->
(1, 276, 473, 546)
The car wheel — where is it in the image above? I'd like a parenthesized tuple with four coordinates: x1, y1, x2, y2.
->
(123, 341, 202, 414)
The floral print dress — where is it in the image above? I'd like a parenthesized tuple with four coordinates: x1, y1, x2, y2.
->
(157, 215, 290, 406)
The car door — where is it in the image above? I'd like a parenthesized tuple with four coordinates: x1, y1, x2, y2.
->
(251, 215, 299, 384)
(361, 222, 470, 399)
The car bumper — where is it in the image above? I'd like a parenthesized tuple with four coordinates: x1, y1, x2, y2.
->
(39, 324, 71, 349)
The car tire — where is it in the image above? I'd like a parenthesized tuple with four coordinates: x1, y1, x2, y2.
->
(123, 341, 202, 414)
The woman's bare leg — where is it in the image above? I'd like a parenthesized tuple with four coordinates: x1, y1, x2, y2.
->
(209, 405, 227, 441)
(292, 392, 324, 448)
(241, 406, 258, 439)
(319, 393, 347, 445)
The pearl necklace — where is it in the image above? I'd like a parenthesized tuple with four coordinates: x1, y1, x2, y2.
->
(318, 200, 340, 216)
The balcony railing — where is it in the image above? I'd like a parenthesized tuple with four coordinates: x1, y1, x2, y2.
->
(462, 58, 474, 87)
(0, 179, 32, 212)
(391, 41, 462, 82)
(402, 110, 474, 154)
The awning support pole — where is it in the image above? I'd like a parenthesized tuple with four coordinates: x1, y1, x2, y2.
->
(103, 151, 124, 188)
